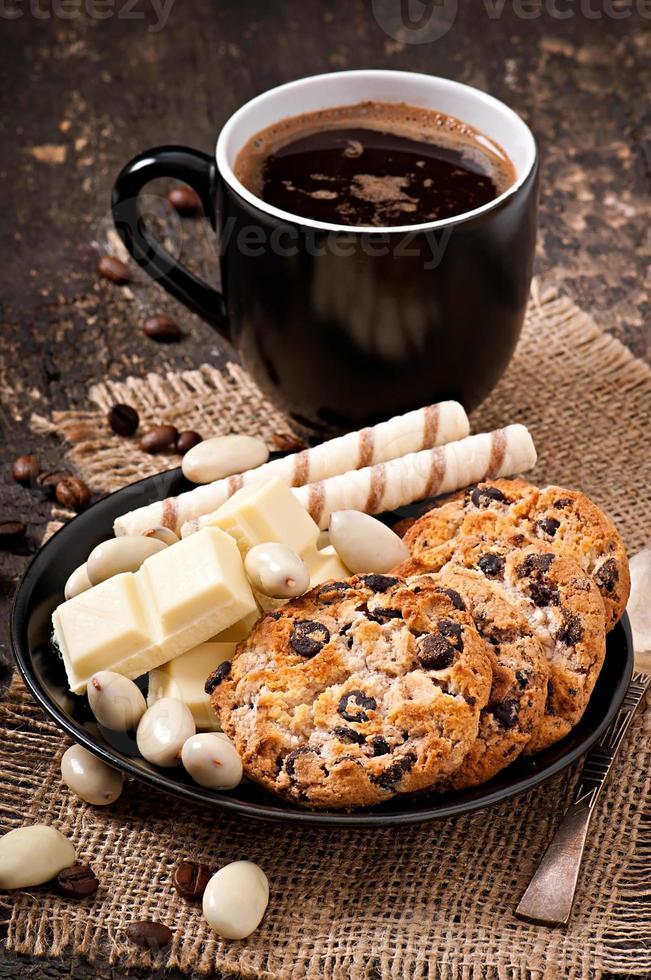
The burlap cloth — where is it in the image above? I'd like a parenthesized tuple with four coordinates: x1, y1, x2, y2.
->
(2, 284, 650, 978)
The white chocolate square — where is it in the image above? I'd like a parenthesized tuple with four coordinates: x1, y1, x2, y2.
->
(306, 545, 351, 588)
(148, 641, 235, 730)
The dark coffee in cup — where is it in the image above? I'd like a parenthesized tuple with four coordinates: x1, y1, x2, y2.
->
(234, 101, 515, 226)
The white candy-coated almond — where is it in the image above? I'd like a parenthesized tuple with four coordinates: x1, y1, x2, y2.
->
(61, 744, 124, 806)
(136, 698, 196, 767)
(0, 825, 76, 889)
(141, 526, 179, 546)
(202, 861, 269, 939)
(87, 671, 147, 731)
(244, 543, 309, 598)
(87, 535, 167, 585)
(182, 435, 269, 485)
(181, 732, 243, 789)
(64, 562, 92, 600)
(329, 510, 409, 574)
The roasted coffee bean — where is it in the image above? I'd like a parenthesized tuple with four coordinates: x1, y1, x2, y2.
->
(126, 920, 173, 950)
(55, 864, 99, 898)
(492, 698, 519, 729)
(175, 430, 203, 455)
(470, 484, 507, 507)
(290, 620, 330, 657)
(0, 520, 27, 542)
(529, 581, 560, 607)
(143, 315, 182, 343)
(370, 752, 416, 789)
(360, 574, 399, 593)
(139, 425, 179, 453)
(107, 403, 139, 437)
(271, 431, 307, 453)
(173, 860, 212, 901)
(537, 517, 560, 537)
(416, 632, 455, 670)
(167, 185, 202, 215)
(516, 553, 555, 577)
(477, 553, 505, 577)
(55, 476, 91, 512)
(437, 619, 464, 649)
(434, 587, 466, 610)
(370, 736, 390, 756)
(337, 690, 376, 723)
(204, 661, 231, 694)
(36, 470, 72, 495)
(557, 610, 584, 646)
(333, 726, 366, 745)
(595, 557, 619, 593)
(12, 454, 40, 485)
(98, 254, 129, 283)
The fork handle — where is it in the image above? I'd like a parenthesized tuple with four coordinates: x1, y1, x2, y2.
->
(515, 671, 651, 926)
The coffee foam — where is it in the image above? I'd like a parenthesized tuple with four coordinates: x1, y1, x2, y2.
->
(234, 100, 516, 203)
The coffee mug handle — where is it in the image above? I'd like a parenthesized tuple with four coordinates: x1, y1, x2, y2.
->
(111, 146, 230, 337)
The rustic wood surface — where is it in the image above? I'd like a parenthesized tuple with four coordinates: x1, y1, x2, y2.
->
(0, 1, 648, 976)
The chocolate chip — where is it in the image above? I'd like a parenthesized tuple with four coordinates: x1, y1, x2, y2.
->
(364, 603, 403, 624)
(360, 574, 399, 593)
(338, 690, 376, 723)
(0, 520, 27, 543)
(284, 746, 315, 780)
(516, 553, 555, 577)
(545, 679, 555, 712)
(11, 454, 40, 485)
(204, 660, 231, 694)
(594, 557, 619, 593)
(515, 670, 530, 688)
(437, 619, 464, 650)
(55, 476, 91, 512)
(290, 620, 330, 657)
(435, 587, 466, 610)
(333, 726, 366, 745)
(537, 517, 560, 537)
(55, 864, 99, 899)
(107, 403, 139, 437)
(470, 484, 508, 508)
(173, 860, 211, 901)
(271, 431, 307, 453)
(492, 698, 519, 729)
(529, 581, 560, 607)
(126, 921, 173, 950)
(416, 632, 455, 670)
(557, 610, 584, 646)
(553, 497, 571, 509)
(370, 752, 416, 789)
(317, 581, 351, 603)
(370, 736, 390, 756)
(143, 315, 182, 343)
(98, 254, 129, 283)
(175, 430, 202, 455)
(167, 185, 202, 215)
(477, 553, 505, 577)
(139, 425, 179, 453)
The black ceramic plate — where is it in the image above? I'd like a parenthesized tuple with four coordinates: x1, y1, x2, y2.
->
(11, 468, 633, 827)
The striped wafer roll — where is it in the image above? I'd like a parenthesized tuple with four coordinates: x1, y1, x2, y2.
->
(113, 402, 469, 537)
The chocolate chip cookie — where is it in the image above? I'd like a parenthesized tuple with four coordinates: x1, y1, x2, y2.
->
(403, 479, 629, 628)
(408, 564, 549, 790)
(397, 539, 606, 753)
(210, 574, 493, 809)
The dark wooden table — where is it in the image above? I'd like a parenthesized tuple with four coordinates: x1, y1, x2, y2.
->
(0, 2, 648, 976)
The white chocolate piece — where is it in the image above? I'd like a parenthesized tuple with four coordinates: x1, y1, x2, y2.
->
(329, 511, 409, 573)
(52, 528, 257, 694)
(202, 861, 269, 939)
(182, 435, 269, 485)
(305, 545, 351, 586)
(211, 609, 260, 643)
(244, 544, 309, 598)
(64, 563, 92, 600)
(193, 478, 320, 555)
(181, 732, 243, 789)
(292, 425, 537, 529)
(628, 546, 651, 672)
(60, 744, 124, 805)
(87, 535, 167, 585)
(136, 698, 196, 767)
(114, 402, 469, 537)
(0, 825, 76, 890)
(148, 642, 235, 730)
(142, 526, 179, 546)
(87, 670, 147, 730)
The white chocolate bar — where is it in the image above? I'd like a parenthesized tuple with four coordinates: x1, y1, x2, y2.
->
(52, 528, 256, 694)
(148, 641, 234, 730)
(113, 402, 469, 537)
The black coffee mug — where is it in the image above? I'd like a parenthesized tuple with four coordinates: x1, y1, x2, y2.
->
(112, 70, 538, 436)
